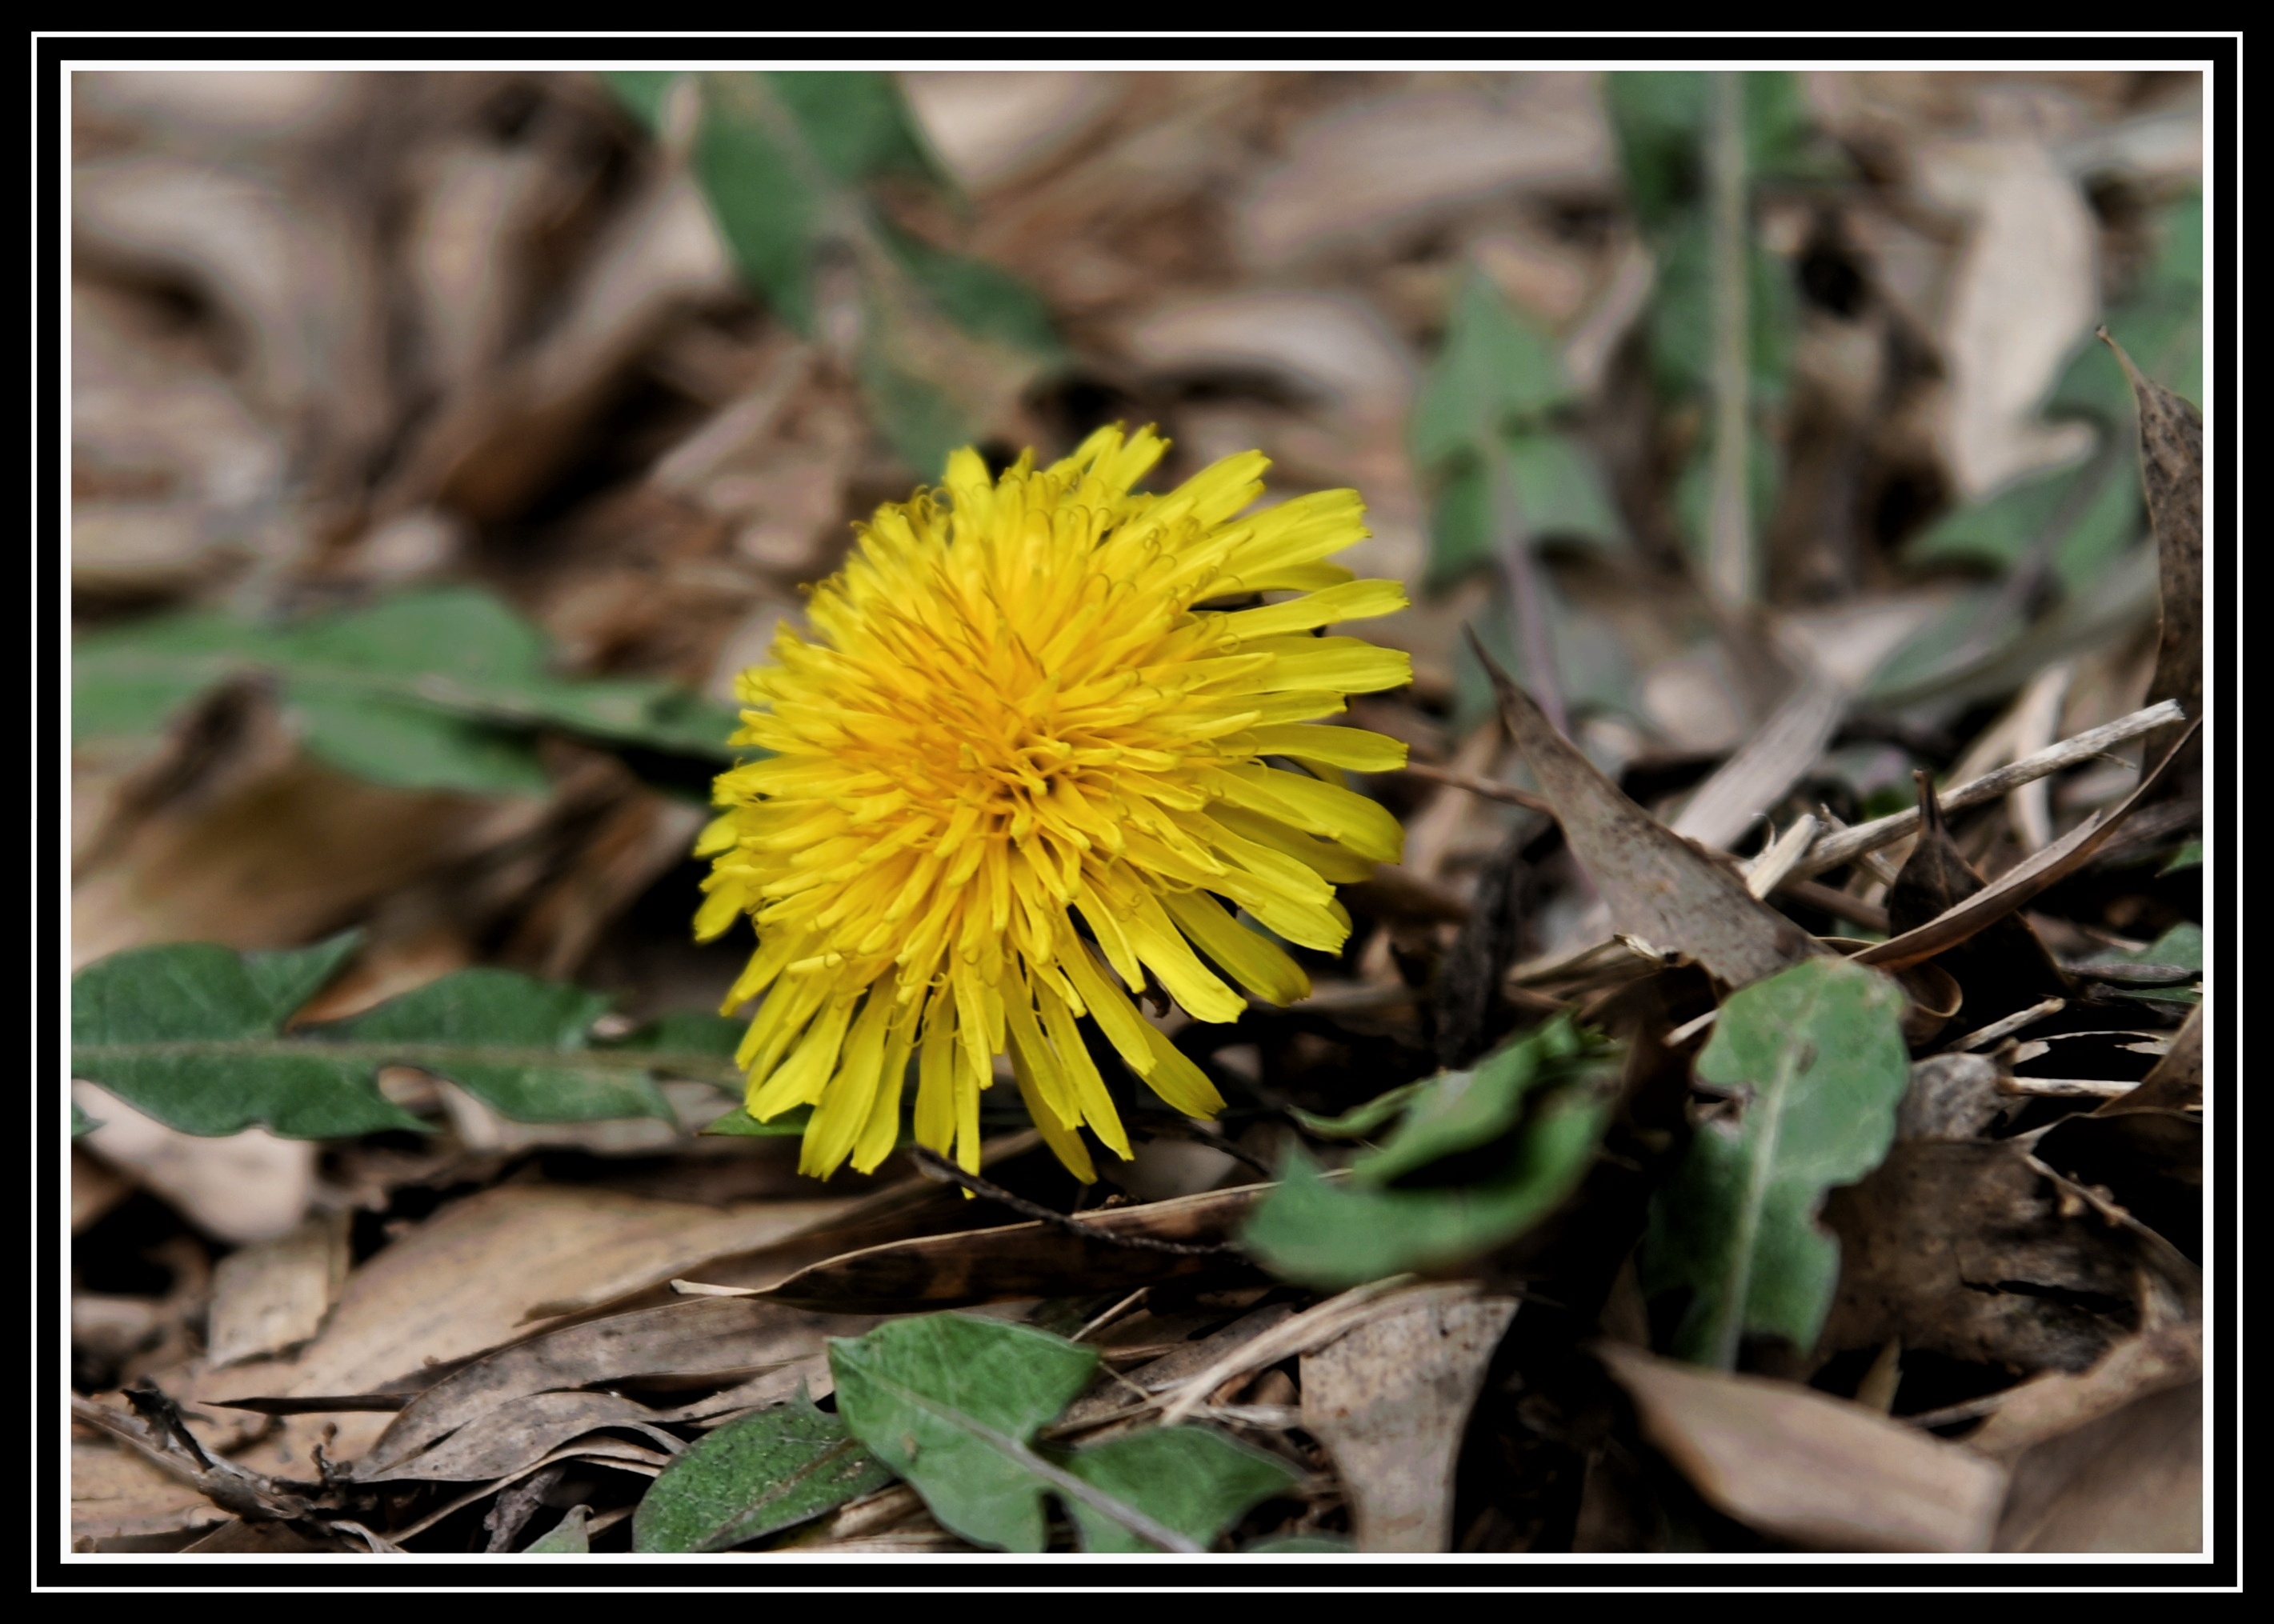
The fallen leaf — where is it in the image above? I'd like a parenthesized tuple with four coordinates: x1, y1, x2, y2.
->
(70, 1438, 231, 1545)
(351, 1295, 862, 1480)
(1992, 1378, 2200, 1552)
(2100, 328, 2201, 780)
(1817, 1141, 2148, 1374)
(1895, 1051, 2006, 1143)
(1596, 1341, 2007, 1553)
(205, 1210, 350, 1366)
(2098, 1003, 2200, 1115)
(1966, 1317, 2200, 1459)
(1299, 1291, 1519, 1551)
(1881, 774, 2069, 1025)
(1854, 723, 2198, 974)
(1475, 634, 1820, 989)
(203, 1184, 851, 1417)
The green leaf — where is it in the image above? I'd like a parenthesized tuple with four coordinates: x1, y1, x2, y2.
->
(764, 70, 937, 187)
(1058, 1426, 1299, 1556)
(1904, 451, 2140, 592)
(1646, 217, 1796, 406)
(830, 1313, 1097, 1553)
(72, 1100, 100, 1138)
(70, 942, 731, 1138)
(1244, 1020, 1620, 1288)
(632, 1394, 893, 1553)
(72, 587, 746, 795)
(604, 1010, 747, 1061)
(1286, 1079, 1429, 1140)
(523, 1505, 590, 1553)
(1241, 1096, 1612, 1290)
(829, 1313, 1290, 1552)
(1641, 957, 1909, 1369)
(602, 71, 682, 134)
(1357, 1016, 1598, 1186)
(1604, 70, 1827, 239)
(1411, 271, 1575, 470)
(338, 969, 672, 1126)
(694, 74, 826, 333)
(702, 1105, 812, 1138)
(859, 333, 975, 484)
(2159, 839, 2203, 876)
(1425, 434, 1623, 589)
(885, 226, 1063, 358)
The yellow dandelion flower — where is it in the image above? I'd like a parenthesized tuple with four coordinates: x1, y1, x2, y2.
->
(695, 426, 1411, 1182)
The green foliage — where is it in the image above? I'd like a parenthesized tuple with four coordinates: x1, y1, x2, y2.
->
(659, 71, 1062, 475)
(72, 586, 744, 798)
(2160, 839, 2203, 877)
(1411, 270, 1623, 730)
(72, 1101, 100, 1138)
(70, 936, 743, 1139)
(632, 1394, 893, 1553)
(1242, 1017, 1621, 1288)
(1641, 957, 1910, 1369)
(828, 1313, 1297, 1553)
(1887, 190, 2200, 701)
(1904, 451, 2140, 593)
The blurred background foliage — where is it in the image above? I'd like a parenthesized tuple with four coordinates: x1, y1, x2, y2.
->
(70, 63, 2201, 1116)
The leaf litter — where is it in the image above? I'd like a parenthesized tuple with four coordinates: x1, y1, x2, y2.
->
(66, 67, 2211, 1558)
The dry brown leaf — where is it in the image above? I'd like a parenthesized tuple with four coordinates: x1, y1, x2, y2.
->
(1818, 1141, 2148, 1374)
(1668, 667, 1846, 855)
(205, 1210, 351, 1367)
(2101, 1004, 2201, 1115)
(73, 1084, 314, 1246)
(1966, 1316, 2200, 1460)
(1595, 1342, 2008, 1553)
(2100, 328, 2203, 778)
(1475, 635, 1821, 988)
(70, 1438, 231, 1545)
(204, 1184, 851, 1411)
(1895, 1051, 2007, 1142)
(1992, 1378, 2200, 1553)
(1853, 723, 2196, 974)
(1881, 773, 2069, 1023)
(1300, 1291, 1519, 1552)
(351, 1295, 861, 1480)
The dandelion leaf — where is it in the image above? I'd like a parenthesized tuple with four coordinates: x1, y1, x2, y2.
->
(633, 1394, 892, 1553)
(1642, 957, 1911, 1369)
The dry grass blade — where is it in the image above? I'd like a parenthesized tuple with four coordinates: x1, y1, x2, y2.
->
(1794, 700, 2186, 878)
(1155, 1275, 1429, 1427)
(1471, 629, 1820, 988)
(1853, 723, 2197, 973)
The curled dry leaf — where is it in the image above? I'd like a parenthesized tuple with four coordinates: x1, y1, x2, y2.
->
(1595, 1342, 2007, 1553)
(1299, 1290, 1519, 1552)
(1472, 633, 1820, 989)
(1881, 772, 2069, 1025)
(1853, 722, 2198, 974)
(349, 1295, 866, 1482)
(1894, 1051, 2007, 1143)
(2100, 328, 2202, 779)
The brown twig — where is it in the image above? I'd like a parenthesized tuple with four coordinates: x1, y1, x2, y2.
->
(1401, 761, 1555, 815)
(907, 1147, 1239, 1257)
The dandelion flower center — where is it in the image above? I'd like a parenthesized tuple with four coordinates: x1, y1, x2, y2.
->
(696, 426, 1411, 1181)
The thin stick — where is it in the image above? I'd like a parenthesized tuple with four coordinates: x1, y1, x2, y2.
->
(1771, 877, 1890, 934)
(907, 1147, 1237, 1257)
(1794, 700, 2185, 877)
(1403, 761, 1555, 814)
(1944, 998, 2067, 1055)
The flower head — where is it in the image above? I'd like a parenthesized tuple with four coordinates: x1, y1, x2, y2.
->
(695, 426, 1411, 1181)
